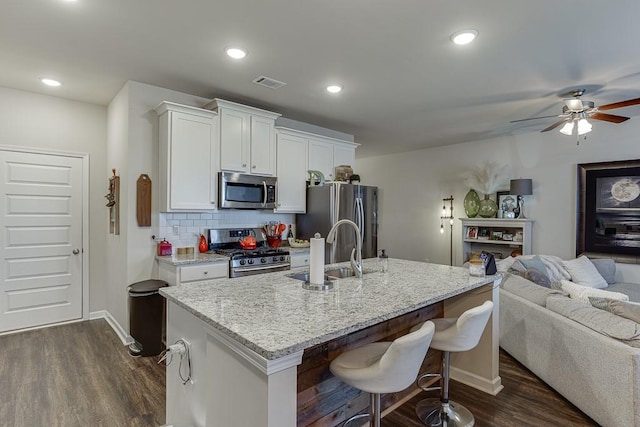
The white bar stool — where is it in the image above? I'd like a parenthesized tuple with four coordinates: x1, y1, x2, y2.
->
(414, 301, 494, 427)
(329, 321, 436, 427)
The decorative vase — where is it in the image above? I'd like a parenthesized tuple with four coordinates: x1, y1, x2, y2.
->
(478, 194, 498, 218)
(463, 189, 480, 218)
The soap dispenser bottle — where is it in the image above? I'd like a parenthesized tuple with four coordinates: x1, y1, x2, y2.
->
(379, 249, 389, 273)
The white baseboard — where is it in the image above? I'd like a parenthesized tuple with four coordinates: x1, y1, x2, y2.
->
(451, 366, 503, 396)
(89, 310, 133, 346)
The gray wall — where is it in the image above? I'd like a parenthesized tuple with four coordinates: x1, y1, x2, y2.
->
(355, 122, 640, 268)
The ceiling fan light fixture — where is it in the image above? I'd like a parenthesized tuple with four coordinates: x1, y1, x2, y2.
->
(451, 29, 478, 45)
(559, 121, 574, 135)
(577, 118, 592, 135)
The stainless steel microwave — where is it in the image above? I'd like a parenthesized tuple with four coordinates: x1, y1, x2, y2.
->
(218, 172, 277, 209)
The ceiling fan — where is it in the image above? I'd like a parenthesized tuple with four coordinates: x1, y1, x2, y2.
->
(511, 89, 640, 142)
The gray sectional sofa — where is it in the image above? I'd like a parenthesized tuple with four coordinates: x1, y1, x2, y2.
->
(499, 261, 640, 427)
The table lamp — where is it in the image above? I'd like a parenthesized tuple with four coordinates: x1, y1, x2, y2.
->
(510, 179, 533, 219)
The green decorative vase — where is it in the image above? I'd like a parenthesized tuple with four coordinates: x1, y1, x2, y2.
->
(478, 194, 498, 218)
(463, 189, 480, 218)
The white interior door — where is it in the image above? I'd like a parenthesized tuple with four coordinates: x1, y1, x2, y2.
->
(0, 150, 83, 333)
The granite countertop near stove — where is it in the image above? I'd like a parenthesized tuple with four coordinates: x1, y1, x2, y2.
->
(156, 252, 229, 266)
(160, 258, 498, 360)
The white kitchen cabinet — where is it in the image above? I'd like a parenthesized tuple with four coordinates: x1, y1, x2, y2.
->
(460, 218, 533, 263)
(308, 135, 358, 181)
(207, 98, 281, 176)
(159, 260, 229, 286)
(290, 250, 310, 268)
(155, 102, 219, 212)
(275, 129, 308, 213)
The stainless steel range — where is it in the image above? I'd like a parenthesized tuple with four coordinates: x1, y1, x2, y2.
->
(208, 228, 290, 278)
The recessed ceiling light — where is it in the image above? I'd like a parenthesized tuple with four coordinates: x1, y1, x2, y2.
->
(451, 29, 478, 45)
(41, 78, 61, 87)
(225, 47, 247, 59)
(326, 85, 342, 94)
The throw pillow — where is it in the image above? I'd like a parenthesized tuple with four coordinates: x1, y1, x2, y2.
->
(562, 256, 608, 289)
(507, 259, 527, 277)
(589, 258, 616, 285)
(538, 255, 571, 282)
(561, 279, 629, 304)
(496, 256, 515, 272)
(525, 268, 552, 288)
(589, 297, 640, 323)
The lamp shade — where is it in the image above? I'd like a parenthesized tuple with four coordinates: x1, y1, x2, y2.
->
(510, 179, 532, 196)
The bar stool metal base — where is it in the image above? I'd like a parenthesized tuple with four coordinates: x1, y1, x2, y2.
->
(415, 398, 474, 427)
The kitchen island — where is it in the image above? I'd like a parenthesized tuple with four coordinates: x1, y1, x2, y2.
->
(160, 258, 501, 427)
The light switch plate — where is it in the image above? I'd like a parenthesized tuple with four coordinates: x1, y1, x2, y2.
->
(173, 225, 180, 235)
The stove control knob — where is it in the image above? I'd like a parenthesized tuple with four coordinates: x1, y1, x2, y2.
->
(280, 256, 285, 261)
(261, 258, 267, 264)
(240, 260, 246, 265)
(248, 259, 254, 265)
(273, 256, 278, 262)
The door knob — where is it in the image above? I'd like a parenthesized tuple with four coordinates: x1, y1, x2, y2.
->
(73, 249, 80, 255)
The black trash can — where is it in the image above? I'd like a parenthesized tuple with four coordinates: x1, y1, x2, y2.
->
(128, 279, 168, 356)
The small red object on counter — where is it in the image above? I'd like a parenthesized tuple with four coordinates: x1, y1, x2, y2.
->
(199, 234, 208, 253)
(157, 238, 172, 256)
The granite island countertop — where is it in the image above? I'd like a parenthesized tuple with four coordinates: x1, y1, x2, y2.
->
(160, 258, 498, 360)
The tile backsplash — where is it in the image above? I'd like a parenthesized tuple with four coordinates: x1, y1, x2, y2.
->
(159, 211, 295, 248)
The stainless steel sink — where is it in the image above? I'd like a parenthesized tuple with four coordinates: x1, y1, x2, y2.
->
(324, 268, 355, 278)
(288, 267, 356, 282)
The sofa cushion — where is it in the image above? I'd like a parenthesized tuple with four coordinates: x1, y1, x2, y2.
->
(561, 280, 629, 304)
(589, 297, 640, 324)
(507, 259, 552, 288)
(562, 256, 608, 289)
(546, 295, 640, 341)
(589, 258, 617, 285)
(502, 274, 565, 306)
(608, 282, 640, 303)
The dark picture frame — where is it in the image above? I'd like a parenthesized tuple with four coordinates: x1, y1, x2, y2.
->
(577, 159, 640, 256)
(497, 190, 518, 218)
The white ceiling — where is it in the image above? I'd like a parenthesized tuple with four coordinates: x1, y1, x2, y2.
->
(3, 0, 640, 158)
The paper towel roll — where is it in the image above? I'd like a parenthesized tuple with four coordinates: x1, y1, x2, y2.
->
(309, 233, 325, 285)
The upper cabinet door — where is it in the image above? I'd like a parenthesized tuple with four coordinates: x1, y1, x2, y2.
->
(250, 115, 276, 176)
(219, 108, 250, 173)
(308, 138, 334, 180)
(333, 144, 356, 169)
(156, 102, 218, 212)
(275, 131, 308, 213)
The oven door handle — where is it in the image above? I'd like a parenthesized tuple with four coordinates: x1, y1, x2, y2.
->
(234, 264, 290, 273)
(262, 181, 267, 207)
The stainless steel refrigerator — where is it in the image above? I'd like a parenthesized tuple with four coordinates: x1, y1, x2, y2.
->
(296, 182, 378, 263)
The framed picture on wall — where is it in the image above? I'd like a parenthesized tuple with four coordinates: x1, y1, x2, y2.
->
(577, 159, 640, 256)
(466, 226, 478, 239)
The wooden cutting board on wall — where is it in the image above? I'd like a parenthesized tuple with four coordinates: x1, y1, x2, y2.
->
(136, 174, 152, 227)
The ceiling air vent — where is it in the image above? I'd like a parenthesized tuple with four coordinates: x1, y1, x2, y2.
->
(252, 76, 286, 90)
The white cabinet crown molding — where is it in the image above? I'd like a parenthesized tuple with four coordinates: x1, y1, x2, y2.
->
(275, 126, 359, 148)
(204, 98, 281, 120)
(154, 101, 217, 118)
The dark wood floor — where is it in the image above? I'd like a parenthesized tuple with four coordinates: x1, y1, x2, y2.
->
(0, 319, 598, 427)
(0, 319, 165, 427)
(383, 351, 598, 427)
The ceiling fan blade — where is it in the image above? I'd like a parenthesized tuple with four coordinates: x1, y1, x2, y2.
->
(541, 119, 569, 132)
(598, 97, 640, 111)
(590, 112, 630, 123)
(510, 114, 563, 123)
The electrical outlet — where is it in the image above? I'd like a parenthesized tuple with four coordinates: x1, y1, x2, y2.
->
(173, 225, 180, 235)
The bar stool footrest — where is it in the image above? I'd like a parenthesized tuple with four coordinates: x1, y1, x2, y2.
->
(417, 372, 442, 392)
(343, 412, 371, 427)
